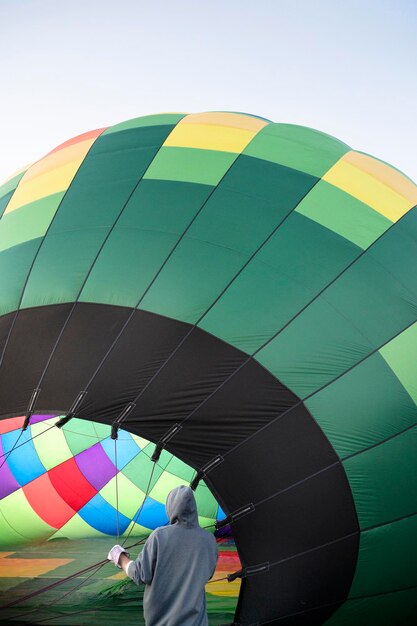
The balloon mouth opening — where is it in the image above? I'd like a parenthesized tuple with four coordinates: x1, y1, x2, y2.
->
(0, 413, 226, 549)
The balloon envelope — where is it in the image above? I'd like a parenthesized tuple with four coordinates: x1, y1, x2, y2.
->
(0, 111, 417, 625)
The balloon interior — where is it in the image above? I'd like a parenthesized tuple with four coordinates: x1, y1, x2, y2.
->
(0, 111, 417, 626)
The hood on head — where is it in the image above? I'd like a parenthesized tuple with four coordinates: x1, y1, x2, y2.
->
(166, 485, 198, 528)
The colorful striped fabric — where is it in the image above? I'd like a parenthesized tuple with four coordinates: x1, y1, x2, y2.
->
(0, 415, 222, 545)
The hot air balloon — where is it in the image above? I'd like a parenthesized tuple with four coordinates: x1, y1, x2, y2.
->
(0, 111, 417, 625)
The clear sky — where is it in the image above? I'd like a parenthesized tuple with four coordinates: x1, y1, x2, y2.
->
(0, 0, 416, 182)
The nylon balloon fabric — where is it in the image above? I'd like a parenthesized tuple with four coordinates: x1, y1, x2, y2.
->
(0, 111, 417, 625)
(0, 415, 223, 545)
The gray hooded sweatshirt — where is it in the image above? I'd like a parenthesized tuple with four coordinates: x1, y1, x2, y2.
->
(126, 485, 218, 626)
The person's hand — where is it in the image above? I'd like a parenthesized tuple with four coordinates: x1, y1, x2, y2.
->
(107, 544, 129, 568)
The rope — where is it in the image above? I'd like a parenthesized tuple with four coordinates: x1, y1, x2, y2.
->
(206, 575, 229, 584)
(122, 459, 158, 546)
(0, 438, 159, 613)
(38, 450, 181, 619)
(114, 438, 120, 543)
(0, 535, 150, 612)
(8, 560, 110, 623)
(0, 422, 56, 462)
(0, 428, 24, 470)
(1, 438, 163, 613)
(21, 568, 231, 624)
(1, 517, 224, 618)
(12, 531, 228, 624)
(1, 559, 111, 610)
(24, 605, 101, 624)
(36, 436, 163, 611)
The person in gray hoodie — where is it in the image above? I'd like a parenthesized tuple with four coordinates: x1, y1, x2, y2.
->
(108, 485, 218, 626)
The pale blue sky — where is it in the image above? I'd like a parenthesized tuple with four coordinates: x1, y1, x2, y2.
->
(0, 0, 416, 182)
